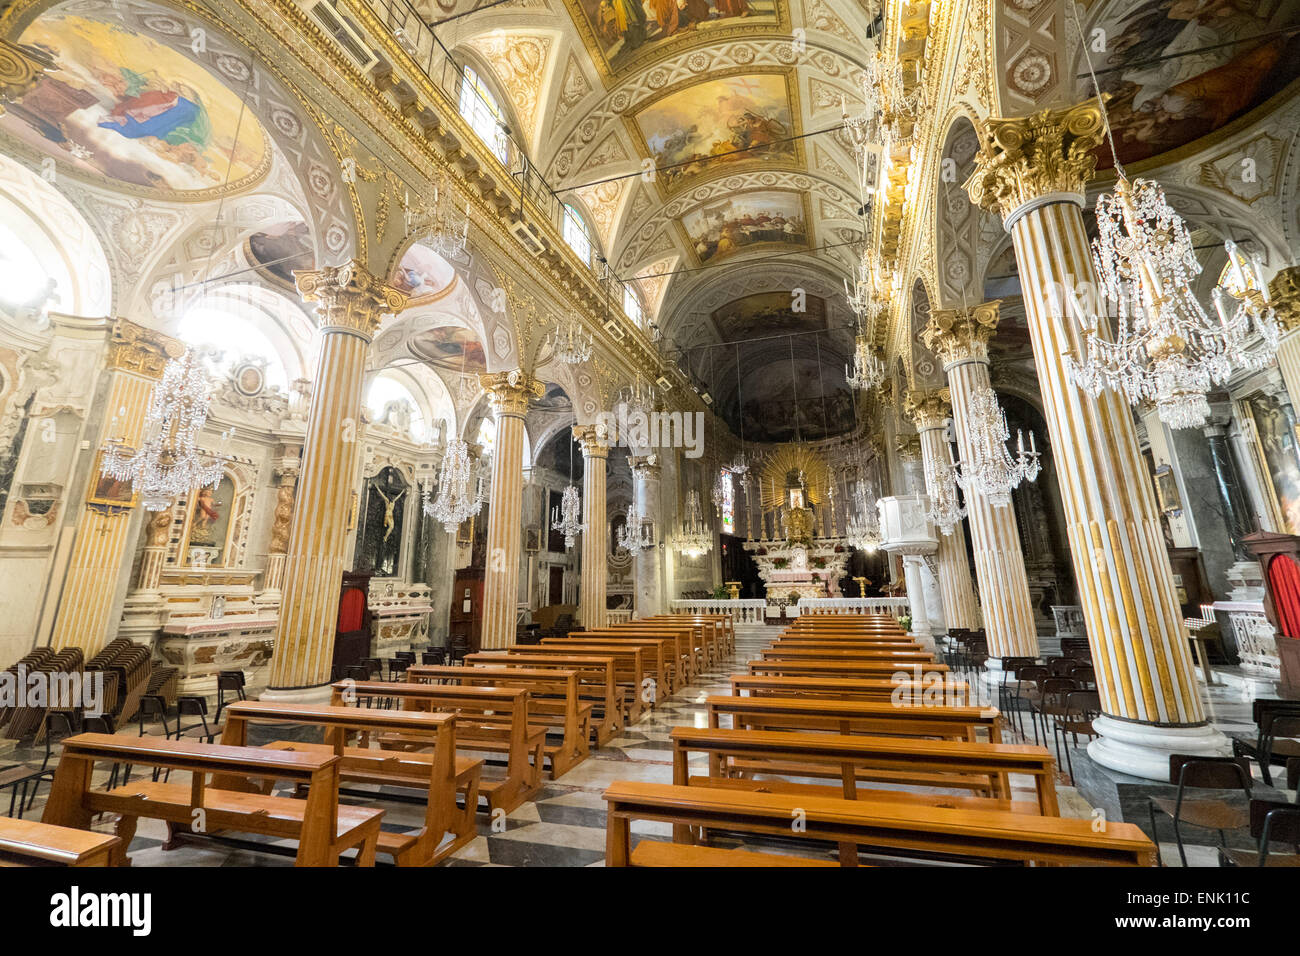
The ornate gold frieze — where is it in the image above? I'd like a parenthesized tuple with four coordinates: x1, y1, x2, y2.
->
(295, 259, 407, 340)
(107, 318, 182, 378)
(965, 101, 1106, 222)
(921, 300, 1002, 366)
(479, 369, 545, 418)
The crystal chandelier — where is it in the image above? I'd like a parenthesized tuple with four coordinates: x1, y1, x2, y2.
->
(100, 349, 225, 511)
(668, 489, 712, 557)
(711, 468, 732, 516)
(923, 455, 966, 536)
(845, 487, 881, 552)
(1063, 177, 1278, 430)
(424, 437, 485, 532)
(619, 375, 657, 418)
(952, 385, 1039, 508)
(1213, 238, 1278, 355)
(550, 483, 584, 550)
(403, 173, 469, 259)
(544, 311, 593, 366)
(616, 502, 653, 556)
(845, 334, 887, 392)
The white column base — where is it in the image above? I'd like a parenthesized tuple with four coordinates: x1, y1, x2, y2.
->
(1087, 715, 1232, 782)
(260, 683, 334, 705)
(981, 657, 1008, 690)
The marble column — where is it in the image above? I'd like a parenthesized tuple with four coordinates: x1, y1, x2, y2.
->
(906, 389, 982, 630)
(479, 370, 542, 649)
(901, 554, 932, 638)
(1203, 416, 1254, 562)
(921, 303, 1039, 664)
(575, 424, 609, 628)
(966, 101, 1228, 778)
(51, 319, 177, 656)
(631, 454, 664, 616)
(264, 261, 407, 701)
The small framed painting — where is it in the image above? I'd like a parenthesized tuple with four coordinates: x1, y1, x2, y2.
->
(1153, 464, 1183, 518)
(87, 451, 137, 509)
(524, 526, 541, 553)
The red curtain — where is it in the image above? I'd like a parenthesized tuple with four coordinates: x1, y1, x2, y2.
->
(337, 587, 366, 632)
(1268, 555, 1300, 639)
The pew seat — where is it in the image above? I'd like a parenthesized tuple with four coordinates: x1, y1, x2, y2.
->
(0, 816, 120, 867)
(629, 840, 840, 867)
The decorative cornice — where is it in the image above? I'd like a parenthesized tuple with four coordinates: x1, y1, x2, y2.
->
(965, 101, 1106, 224)
(294, 259, 407, 341)
(479, 369, 545, 418)
(904, 387, 952, 431)
(107, 318, 182, 378)
(1270, 266, 1300, 333)
(573, 423, 610, 459)
(921, 300, 1002, 368)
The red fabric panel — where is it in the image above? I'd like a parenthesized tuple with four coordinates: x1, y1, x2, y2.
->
(1267, 555, 1300, 639)
(337, 588, 366, 632)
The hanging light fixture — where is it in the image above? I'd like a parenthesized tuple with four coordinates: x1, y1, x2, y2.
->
(616, 502, 653, 556)
(668, 489, 712, 558)
(952, 385, 1039, 508)
(100, 349, 227, 511)
(1060, 6, 1278, 430)
(424, 437, 485, 532)
(711, 468, 732, 516)
(549, 434, 585, 549)
(544, 311, 594, 366)
(845, 334, 887, 392)
(923, 454, 966, 535)
(845, 486, 882, 553)
(619, 374, 657, 418)
(403, 171, 469, 259)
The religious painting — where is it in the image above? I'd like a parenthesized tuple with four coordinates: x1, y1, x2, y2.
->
(711, 291, 826, 340)
(409, 325, 487, 375)
(632, 73, 798, 192)
(1152, 464, 1183, 518)
(87, 451, 136, 508)
(355, 467, 408, 577)
(184, 475, 235, 567)
(525, 526, 542, 553)
(1247, 393, 1300, 535)
(0, 11, 270, 195)
(1085, 0, 1300, 168)
(680, 190, 808, 264)
(567, 0, 783, 79)
(390, 243, 458, 303)
(247, 222, 313, 291)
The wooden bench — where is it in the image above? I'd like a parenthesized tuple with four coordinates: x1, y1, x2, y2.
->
(705, 696, 1002, 743)
(330, 681, 541, 815)
(544, 635, 678, 695)
(730, 674, 970, 704)
(0, 816, 120, 867)
(407, 665, 590, 778)
(42, 733, 383, 866)
(748, 659, 950, 679)
(516, 643, 649, 719)
(760, 647, 935, 664)
(465, 652, 624, 745)
(670, 726, 1059, 813)
(783, 626, 911, 637)
(633, 618, 719, 669)
(581, 627, 696, 684)
(773, 638, 924, 651)
(221, 700, 476, 866)
(628, 840, 840, 867)
(648, 614, 734, 658)
(603, 782, 1157, 867)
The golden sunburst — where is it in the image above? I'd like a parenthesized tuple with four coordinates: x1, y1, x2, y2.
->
(758, 444, 829, 512)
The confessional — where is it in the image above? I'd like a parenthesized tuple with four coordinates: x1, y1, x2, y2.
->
(331, 571, 373, 679)
(1243, 531, 1300, 695)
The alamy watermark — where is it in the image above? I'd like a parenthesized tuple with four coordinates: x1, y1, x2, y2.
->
(1, 665, 104, 716)
(591, 402, 704, 459)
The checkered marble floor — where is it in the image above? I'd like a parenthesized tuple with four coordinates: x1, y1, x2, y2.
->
(4, 625, 1283, 866)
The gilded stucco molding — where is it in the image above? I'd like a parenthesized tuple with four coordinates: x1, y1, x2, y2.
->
(295, 259, 408, 340)
(921, 299, 1002, 367)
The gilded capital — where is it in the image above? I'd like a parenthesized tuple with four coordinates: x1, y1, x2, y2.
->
(894, 434, 922, 462)
(572, 423, 610, 459)
(1270, 266, 1300, 333)
(295, 259, 407, 340)
(479, 369, 544, 418)
(921, 300, 1002, 367)
(965, 101, 1106, 223)
(904, 388, 952, 431)
(630, 453, 661, 480)
(107, 317, 183, 378)
(0, 39, 46, 112)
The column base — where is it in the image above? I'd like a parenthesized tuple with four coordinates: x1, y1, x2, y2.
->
(1087, 715, 1232, 782)
(259, 683, 334, 705)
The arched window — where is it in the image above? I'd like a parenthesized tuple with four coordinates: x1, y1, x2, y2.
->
(458, 66, 508, 164)
(365, 373, 430, 442)
(0, 220, 52, 311)
(622, 283, 644, 326)
(178, 307, 290, 392)
(476, 416, 496, 459)
(562, 205, 592, 265)
(719, 470, 735, 534)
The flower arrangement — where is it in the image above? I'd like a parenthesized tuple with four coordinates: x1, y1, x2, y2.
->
(897, 614, 912, 632)
(811, 556, 827, 569)
(773, 557, 789, 569)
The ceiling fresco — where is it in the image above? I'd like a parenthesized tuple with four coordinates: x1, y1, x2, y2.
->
(680, 188, 809, 264)
(246, 222, 313, 291)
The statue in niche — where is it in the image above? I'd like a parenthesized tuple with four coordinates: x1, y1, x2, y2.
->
(373, 481, 406, 542)
(356, 466, 408, 577)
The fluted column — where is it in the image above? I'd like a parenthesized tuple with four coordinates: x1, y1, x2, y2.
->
(631, 454, 664, 615)
(922, 305, 1038, 663)
(576, 424, 609, 628)
(906, 389, 982, 629)
(265, 261, 407, 700)
(479, 370, 543, 649)
(967, 101, 1228, 777)
(51, 320, 177, 655)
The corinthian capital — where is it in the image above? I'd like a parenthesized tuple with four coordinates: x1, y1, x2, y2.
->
(572, 423, 610, 459)
(479, 369, 544, 418)
(921, 300, 1002, 367)
(1270, 266, 1300, 333)
(904, 387, 952, 431)
(630, 453, 661, 480)
(295, 259, 407, 340)
(965, 101, 1106, 224)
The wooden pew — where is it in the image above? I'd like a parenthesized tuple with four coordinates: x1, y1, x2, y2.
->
(773, 638, 924, 651)
(730, 674, 970, 705)
(330, 681, 541, 815)
(42, 733, 383, 866)
(639, 616, 722, 666)
(544, 634, 678, 695)
(465, 652, 624, 745)
(603, 783, 1157, 867)
(670, 726, 1058, 813)
(648, 614, 734, 658)
(522, 642, 650, 716)
(705, 696, 1002, 743)
(748, 659, 949, 679)
(0, 817, 120, 867)
(580, 626, 696, 684)
(407, 664, 590, 778)
(759, 647, 935, 664)
(221, 700, 475, 866)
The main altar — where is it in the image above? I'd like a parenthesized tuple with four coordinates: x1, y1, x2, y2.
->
(742, 446, 849, 601)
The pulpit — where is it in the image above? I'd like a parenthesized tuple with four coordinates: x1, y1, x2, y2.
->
(1243, 531, 1300, 695)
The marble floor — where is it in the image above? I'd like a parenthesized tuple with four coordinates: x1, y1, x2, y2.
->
(2, 625, 1288, 867)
